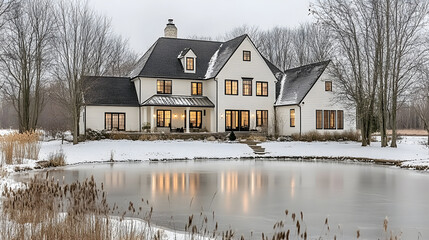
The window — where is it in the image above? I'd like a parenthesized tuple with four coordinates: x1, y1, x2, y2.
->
(323, 110, 336, 129)
(225, 80, 238, 95)
(243, 51, 251, 61)
(186, 57, 194, 71)
(256, 82, 268, 96)
(225, 110, 249, 131)
(337, 110, 344, 129)
(290, 109, 295, 127)
(187, 110, 202, 128)
(316, 110, 323, 129)
(157, 80, 172, 94)
(157, 110, 171, 127)
(256, 110, 268, 127)
(105, 113, 125, 131)
(191, 82, 202, 95)
(242, 79, 252, 96)
(329, 110, 336, 129)
(325, 81, 332, 91)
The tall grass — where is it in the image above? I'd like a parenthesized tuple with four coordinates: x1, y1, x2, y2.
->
(0, 131, 41, 165)
(291, 130, 360, 142)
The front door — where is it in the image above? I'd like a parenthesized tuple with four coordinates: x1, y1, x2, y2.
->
(225, 110, 249, 131)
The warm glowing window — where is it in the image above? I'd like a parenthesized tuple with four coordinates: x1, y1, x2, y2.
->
(256, 82, 268, 96)
(256, 110, 268, 127)
(157, 80, 172, 94)
(225, 80, 238, 95)
(157, 110, 171, 127)
(105, 113, 125, 131)
(323, 110, 336, 129)
(325, 81, 332, 91)
(243, 79, 252, 96)
(186, 57, 194, 71)
(316, 110, 322, 129)
(191, 82, 202, 95)
(243, 51, 251, 61)
(290, 109, 295, 127)
(337, 110, 344, 129)
(188, 110, 202, 128)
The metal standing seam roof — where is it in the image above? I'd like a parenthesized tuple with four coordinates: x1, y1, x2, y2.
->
(141, 95, 215, 108)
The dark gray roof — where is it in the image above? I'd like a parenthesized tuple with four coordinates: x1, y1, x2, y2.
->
(262, 56, 285, 97)
(83, 76, 139, 106)
(129, 35, 247, 80)
(141, 95, 215, 108)
(275, 60, 330, 106)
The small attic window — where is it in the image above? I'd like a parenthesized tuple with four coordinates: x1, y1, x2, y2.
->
(325, 81, 332, 91)
(186, 57, 194, 71)
(243, 51, 251, 61)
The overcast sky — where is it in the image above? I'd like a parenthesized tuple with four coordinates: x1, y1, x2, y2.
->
(85, 0, 313, 54)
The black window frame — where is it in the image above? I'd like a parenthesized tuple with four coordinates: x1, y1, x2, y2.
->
(323, 110, 337, 130)
(337, 110, 344, 129)
(243, 50, 251, 61)
(316, 110, 323, 129)
(225, 109, 250, 131)
(325, 81, 332, 91)
(186, 57, 194, 71)
(157, 80, 172, 94)
(185, 110, 202, 128)
(191, 82, 203, 96)
(242, 78, 252, 96)
(256, 110, 268, 127)
(225, 80, 238, 95)
(290, 109, 296, 127)
(104, 112, 126, 131)
(156, 110, 171, 128)
(256, 81, 268, 96)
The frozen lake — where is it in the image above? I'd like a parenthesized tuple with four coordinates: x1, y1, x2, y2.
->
(16, 160, 429, 239)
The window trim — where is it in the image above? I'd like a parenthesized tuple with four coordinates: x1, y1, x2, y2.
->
(191, 82, 203, 96)
(225, 109, 250, 131)
(104, 112, 126, 131)
(316, 110, 323, 129)
(186, 57, 194, 71)
(256, 81, 268, 97)
(243, 50, 251, 61)
(225, 79, 238, 95)
(290, 109, 295, 127)
(256, 110, 268, 127)
(156, 110, 171, 128)
(325, 81, 332, 91)
(242, 78, 253, 96)
(157, 80, 172, 94)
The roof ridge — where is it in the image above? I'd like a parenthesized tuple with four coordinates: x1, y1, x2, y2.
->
(285, 60, 331, 72)
(84, 75, 130, 79)
(159, 37, 222, 44)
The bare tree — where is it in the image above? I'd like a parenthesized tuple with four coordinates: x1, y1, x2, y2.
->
(414, 67, 429, 145)
(0, 0, 54, 132)
(103, 36, 138, 77)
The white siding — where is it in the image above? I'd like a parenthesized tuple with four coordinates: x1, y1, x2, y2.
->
(216, 36, 276, 134)
(83, 106, 140, 132)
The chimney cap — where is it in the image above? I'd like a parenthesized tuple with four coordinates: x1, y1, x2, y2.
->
(167, 19, 174, 25)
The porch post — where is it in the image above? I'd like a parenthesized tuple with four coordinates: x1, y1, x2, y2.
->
(186, 107, 190, 133)
(143, 107, 147, 126)
(150, 106, 155, 132)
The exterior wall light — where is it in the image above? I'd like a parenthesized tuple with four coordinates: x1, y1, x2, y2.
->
(174, 114, 178, 118)
(220, 114, 224, 119)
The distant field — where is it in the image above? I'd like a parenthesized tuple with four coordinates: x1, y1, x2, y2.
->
(387, 129, 427, 136)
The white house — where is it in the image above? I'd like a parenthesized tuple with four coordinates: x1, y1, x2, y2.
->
(80, 19, 355, 136)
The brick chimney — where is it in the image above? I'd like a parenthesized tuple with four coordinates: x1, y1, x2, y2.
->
(164, 19, 177, 38)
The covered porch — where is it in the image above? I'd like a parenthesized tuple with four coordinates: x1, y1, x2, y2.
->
(141, 95, 215, 133)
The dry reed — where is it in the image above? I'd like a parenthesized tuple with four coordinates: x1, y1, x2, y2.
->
(0, 131, 41, 165)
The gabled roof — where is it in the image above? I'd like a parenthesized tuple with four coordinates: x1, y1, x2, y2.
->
(141, 95, 215, 108)
(275, 60, 331, 106)
(128, 35, 247, 80)
(83, 76, 139, 106)
(177, 48, 192, 59)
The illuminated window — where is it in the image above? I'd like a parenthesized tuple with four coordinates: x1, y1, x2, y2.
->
(256, 110, 268, 127)
(187, 110, 202, 128)
(290, 109, 295, 127)
(323, 110, 336, 129)
(105, 113, 125, 131)
(243, 79, 252, 96)
(191, 82, 202, 95)
(243, 51, 251, 61)
(186, 57, 194, 71)
(225, 80, 238, 95)
(157, 80, 172, 94)
(325, 81, 332, 91)
(316, 110, 322, 129)
(337, 110, 344, 129)
(157, 110, 171, 127)
(225, 110, 249, 131)
(256, 82, 268, 96)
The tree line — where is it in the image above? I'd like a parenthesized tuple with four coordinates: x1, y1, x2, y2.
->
(0, 0, 137, 144)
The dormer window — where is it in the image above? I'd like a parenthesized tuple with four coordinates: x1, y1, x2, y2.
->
(325, 81, 332, 91)
(186, 57, 194, 71)
(178, 48, 196, 73)
(243, 51, 251, 61)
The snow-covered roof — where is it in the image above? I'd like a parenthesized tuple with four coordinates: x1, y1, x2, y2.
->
(275, 60, 330, 106)
(128, 35, 247, 80)
(141, 95, 215, 108)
